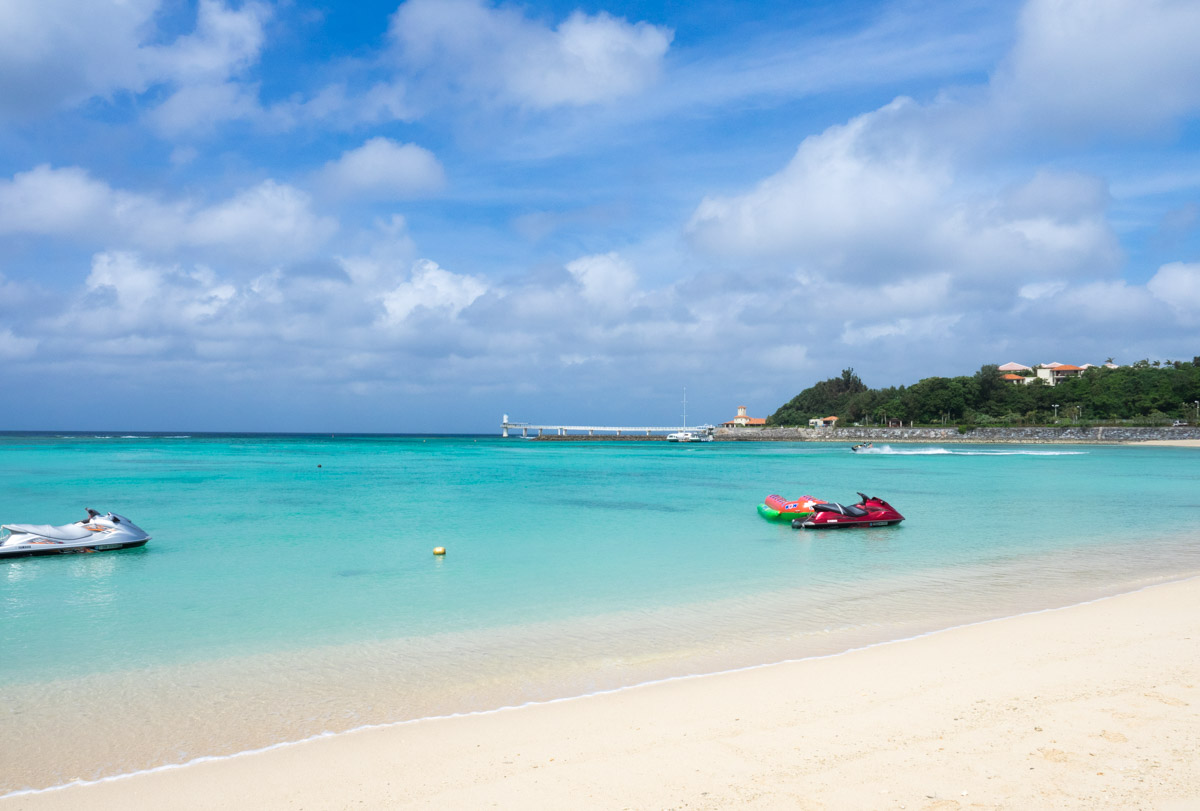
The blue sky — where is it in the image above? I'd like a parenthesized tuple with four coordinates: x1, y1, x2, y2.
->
(1, 0, 1198, 432)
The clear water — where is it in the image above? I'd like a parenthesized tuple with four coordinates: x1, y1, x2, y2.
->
(2, 434, 1199, 793)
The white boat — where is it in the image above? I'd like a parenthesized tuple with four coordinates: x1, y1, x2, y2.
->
(666, 392, 714, 442)
(0, 510, 151, 558)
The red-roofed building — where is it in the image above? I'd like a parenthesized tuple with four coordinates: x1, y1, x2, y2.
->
(808, 416, 839, 428)
(721, 405, 766, 427)
(1035, 364, 1086, 386)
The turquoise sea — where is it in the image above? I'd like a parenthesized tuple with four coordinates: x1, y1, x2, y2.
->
(2, 433, 1199, 794)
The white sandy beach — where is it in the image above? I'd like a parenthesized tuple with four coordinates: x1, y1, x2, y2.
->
(1133, 439, 1200, 448)
(4, 577, 1198, 810)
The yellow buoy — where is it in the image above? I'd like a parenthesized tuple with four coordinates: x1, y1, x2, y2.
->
(433, 547, 446, 556)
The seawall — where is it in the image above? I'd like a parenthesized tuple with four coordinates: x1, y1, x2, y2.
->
(710, 426, 1200, 443)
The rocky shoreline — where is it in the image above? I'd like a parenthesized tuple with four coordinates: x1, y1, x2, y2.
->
(533, 426, 1200, 443)
(713, 425, 1200, 443)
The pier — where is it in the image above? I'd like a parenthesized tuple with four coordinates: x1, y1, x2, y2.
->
(501, 415, 714, 439)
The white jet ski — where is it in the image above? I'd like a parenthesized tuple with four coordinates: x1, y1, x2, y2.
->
(0, 509, 150, 558)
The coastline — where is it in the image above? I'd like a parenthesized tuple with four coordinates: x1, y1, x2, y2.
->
(531, 426, 1200, 443)
(7, 577, 1198, 810)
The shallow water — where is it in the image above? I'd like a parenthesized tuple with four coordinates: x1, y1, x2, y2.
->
(2, 434, 1198, 793)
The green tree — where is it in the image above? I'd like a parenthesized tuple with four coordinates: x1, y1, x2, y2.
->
(768, 369, 868, 425)
(768, 357, 1200, 426)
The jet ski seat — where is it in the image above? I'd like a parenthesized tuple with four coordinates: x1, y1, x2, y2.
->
(812, 503, 869, 517)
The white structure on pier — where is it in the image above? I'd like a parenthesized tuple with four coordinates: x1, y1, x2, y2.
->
(501, 414, 714, 438)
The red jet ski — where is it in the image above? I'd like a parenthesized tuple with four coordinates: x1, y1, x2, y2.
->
(791, 493, 904, 529)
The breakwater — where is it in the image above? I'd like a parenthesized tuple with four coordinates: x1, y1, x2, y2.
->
(530, 426, 1200, 442)
(710, 426, 1200, 443)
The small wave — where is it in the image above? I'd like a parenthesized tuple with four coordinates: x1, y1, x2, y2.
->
(857, 444, 1085, 456)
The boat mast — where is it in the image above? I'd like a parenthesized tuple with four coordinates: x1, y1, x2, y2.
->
(682, 387, 687, 428)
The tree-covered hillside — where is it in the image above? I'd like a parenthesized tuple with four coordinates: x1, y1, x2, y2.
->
(766, 359, 1200, 427)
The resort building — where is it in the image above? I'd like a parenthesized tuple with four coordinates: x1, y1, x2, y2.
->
(996, 360, 1115, 386)
(808, 416, 839, 428)
(721, 406, 766, 428)
(1035, 364, 1086, 386)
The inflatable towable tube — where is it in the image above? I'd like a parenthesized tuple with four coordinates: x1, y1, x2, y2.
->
(757, 494, 822, 521)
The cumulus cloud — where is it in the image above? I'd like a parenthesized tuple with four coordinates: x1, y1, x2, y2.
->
(146, 80, 264, 137)
(566, 252, 638, 309)
(0, 0, 154, 115)
(0, 165, 120, 236)
(0, 0, 269, 118)
(686, 100, 1121, 284)
(0, 166, 335, 264)
(1148, 262, 1200, 316)
(187, 181, 337, 262)
(991, 0, 1200, 136)
(142, 0, 267, 85)
(84, 251, 237, 327)
(3, 236, 1196, 431)
(388, 0, 672, 108)
(0, 0, 406, 137)
(688, 100, 947, 269)
(379, 259, 488, 324)
(319, 138, 445, 200)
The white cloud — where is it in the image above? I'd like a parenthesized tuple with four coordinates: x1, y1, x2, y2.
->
(991, 0, 1200, 136)
(0, 0, 404, 139)
(841, 315, 963, 346)
(379, 259, 488, 324)
(0, 165, 119, 236)
(1045, 279, 1159, 324)
(687, 99, 1121, 283)
(566, 252, 638, 309)
(186, 181, 337, 262)
(688, 99, 947, 267)
(147, 80, 264, 137)
(143, 0, 268, 85)
(151, 79, 417, 138)
(4, 234, 1196, 429)
(388, 0, 672, 108)
(0, 0, 154, 115)
(79, 251, 237, 334)
(258, 82, 416, 132)
(0, 327, 38, 359)
(0, 166, 335, 264)
(0, 0, 269, 118)
(1148, 262, 1200, 316)
(319, 138, 445, 200)
(1018, 280, 1068, 300)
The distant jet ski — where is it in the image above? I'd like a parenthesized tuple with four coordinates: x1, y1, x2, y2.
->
(0, 509, 150, 558)
(791, 493, 903, 529)
(851, 442, 873, 452)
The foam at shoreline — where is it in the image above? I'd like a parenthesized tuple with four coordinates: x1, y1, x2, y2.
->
(5, 565, 1197, 800)
(6, 575, 1199, 809)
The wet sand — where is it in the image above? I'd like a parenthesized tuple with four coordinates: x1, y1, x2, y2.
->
(4, 577, 1198, 810)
